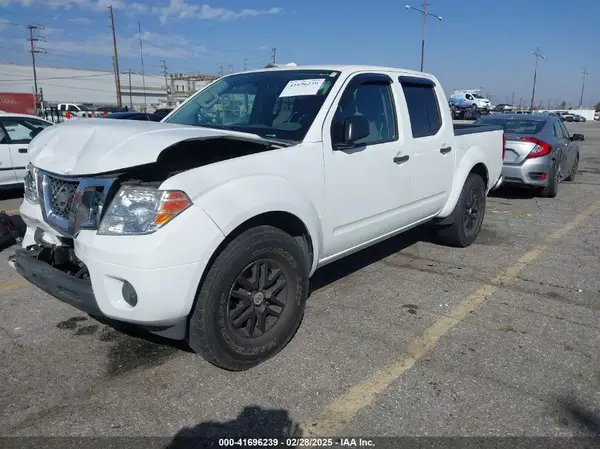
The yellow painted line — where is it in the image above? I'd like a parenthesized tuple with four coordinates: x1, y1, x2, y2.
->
(302, 199, 600, 437)
(0, 278, 29, 292)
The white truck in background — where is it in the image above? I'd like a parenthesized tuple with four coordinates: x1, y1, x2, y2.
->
(56, 103, 94, 118)
(11, 65, 504, 371)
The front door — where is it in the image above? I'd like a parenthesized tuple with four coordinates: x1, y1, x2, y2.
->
(322, 72, 412, 257)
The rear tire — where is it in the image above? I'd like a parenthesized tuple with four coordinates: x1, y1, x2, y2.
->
(435, 173, 487, 248)
(188, 225, 309, 371)
(565, 154, 579, 182)
(539, 160, 559, 198)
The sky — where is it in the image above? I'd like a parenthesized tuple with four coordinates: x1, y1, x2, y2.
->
(0, 0, 598, 108)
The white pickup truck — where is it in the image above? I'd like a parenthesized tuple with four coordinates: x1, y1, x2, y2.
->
(11, 65, 504, 370)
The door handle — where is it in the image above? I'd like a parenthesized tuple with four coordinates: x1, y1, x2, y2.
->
(18, 148, 27, 153)
(440, 146, 452, 154)
(393, 154, 409, 164)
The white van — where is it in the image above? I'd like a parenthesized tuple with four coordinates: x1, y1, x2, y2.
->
(449, 90, 491, 111)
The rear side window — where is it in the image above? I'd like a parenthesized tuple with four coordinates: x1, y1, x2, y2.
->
(553, 121, 564, 139)
(399, 77, 442, 138)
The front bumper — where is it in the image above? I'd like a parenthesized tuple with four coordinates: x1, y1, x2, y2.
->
(11, 246, 100, 316)
(14, 198, 226, 336)
(502, 158, 551, 187)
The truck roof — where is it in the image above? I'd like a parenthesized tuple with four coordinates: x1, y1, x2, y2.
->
(236, 64, 436, 79)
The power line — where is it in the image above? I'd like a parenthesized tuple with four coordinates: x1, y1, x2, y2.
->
(108, 5, 122, 107)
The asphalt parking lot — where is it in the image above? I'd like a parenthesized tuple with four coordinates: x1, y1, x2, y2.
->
(0, 122, 599, 442)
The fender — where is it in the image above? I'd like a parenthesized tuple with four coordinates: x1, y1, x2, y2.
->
(437, 144, 490, 218)
(184, 174, 324, 275)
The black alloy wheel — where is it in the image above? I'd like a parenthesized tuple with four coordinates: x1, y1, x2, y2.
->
(227, 259, 288, 338)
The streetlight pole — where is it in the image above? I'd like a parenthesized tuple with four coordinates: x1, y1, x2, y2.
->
(405, 1, 442, 72)
(529, 46, 545, 111)
(579, 66, 590, 109)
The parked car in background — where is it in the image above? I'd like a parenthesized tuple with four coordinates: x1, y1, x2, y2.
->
(493, 104, 513, 112)
(102, 112, 163, 121)
(575, 115, 586, 123)
(95, 106, 131, 115)
(473, 113, 582, 198)
(558, 111, 576, 122)
(13, 65, 504, 370)
(449, 90, 491, 111)
(594, 111, 599, 121)
(0, 112, 53, 187)
(154, 108, 174, 118)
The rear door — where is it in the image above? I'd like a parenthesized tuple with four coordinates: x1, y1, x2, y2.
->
(0, 124, 18, 185)
(552, 119, 570, 174)
(397, 76, 455, 216)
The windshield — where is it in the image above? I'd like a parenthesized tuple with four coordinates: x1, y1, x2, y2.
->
(476, 117, 546, 134)
(165, 69, 340, 142)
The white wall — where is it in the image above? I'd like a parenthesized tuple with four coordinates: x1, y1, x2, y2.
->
(0, 63, 166, 106)
(542, 109, 596, 120)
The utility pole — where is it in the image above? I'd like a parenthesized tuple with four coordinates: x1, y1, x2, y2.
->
(529, 46, 545, 111)
(405, 0, 442, 72)
(578, 66, 590, 109)
(128, 68, 133, 109)
(511, 91, 515, 106)
(108, 6, 122, 107)
(138, 21, 147, 112)
(218, 64, 224, 76)
(243, 58, 248, 71)
(27, 25, 46, 113)
(228, 64, 233, 74)
(160, 59, 169, 105)
(271, 47, 276, 64)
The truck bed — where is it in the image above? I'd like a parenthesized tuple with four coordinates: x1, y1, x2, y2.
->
(453, 123, 503, 135)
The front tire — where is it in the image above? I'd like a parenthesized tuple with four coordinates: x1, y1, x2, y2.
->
(435, 173, 487, 248)
(188, 225, 309, 371)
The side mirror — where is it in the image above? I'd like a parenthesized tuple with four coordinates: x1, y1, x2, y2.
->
(571, 133, 585, 141)
(335, 115, 370, 149)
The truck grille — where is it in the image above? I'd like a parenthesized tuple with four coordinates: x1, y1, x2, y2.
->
(48, 177, 79, 220)
(38, 171, 116, 237)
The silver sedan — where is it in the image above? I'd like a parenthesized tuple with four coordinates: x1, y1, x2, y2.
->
(473, 114, 582, 198)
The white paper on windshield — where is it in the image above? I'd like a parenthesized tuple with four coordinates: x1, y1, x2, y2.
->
(279, 79, 326, 97)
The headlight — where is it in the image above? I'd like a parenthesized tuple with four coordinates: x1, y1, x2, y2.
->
(98, 186, 192, 236)
(24, 163, 39, 204)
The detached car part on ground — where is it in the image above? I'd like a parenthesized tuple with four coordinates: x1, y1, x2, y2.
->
(10, 65, 504, 371)
(474, 114, 582, 198)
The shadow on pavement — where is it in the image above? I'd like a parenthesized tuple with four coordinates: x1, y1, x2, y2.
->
(489, 186, 539, 200)
(560, 395, 600, 435)
(165, 405, 301, 449)
(309, 227, 425, 296)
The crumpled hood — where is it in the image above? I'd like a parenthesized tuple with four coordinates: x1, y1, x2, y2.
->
(28, 118, 270, 176)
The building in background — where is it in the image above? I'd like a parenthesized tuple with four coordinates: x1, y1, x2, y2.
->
(0, 63, 218, 110)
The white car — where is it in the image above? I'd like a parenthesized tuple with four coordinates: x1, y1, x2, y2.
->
(594, 111, 599, 121)
(11, 65, 504, 370)
(0, 112, 53, 187)
(449, 91, 491, 111)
